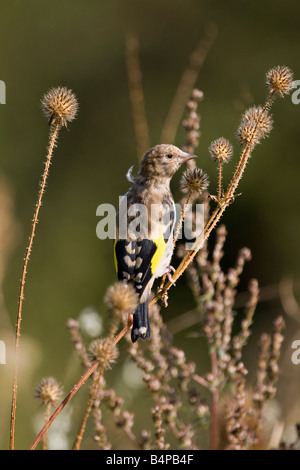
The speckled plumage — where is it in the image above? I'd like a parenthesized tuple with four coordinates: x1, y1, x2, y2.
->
(115, 144, 197, 342)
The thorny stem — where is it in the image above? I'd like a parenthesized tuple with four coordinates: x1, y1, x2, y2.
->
(10, 121, 61, 450)
(218, 162, 223, 201)
(29, 316, 133, 450)
(173, 192, 193, 247)
(225, 91, 275, 199)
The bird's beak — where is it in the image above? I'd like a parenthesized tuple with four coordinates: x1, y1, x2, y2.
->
(178, 150, 197, 164)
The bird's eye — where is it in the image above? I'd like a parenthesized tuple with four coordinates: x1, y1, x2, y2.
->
(167, 154, 173, 158)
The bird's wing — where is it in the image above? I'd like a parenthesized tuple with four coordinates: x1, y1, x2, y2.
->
(115, 195, 175, 295)
(114, 237, 164, 296)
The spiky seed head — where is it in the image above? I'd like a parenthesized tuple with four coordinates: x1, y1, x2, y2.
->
(266, 66, 293, 97)
(35, 377, 63, 406)
(88, 338, 118, 369)
(236, 119, 262, 147)
(104, 281, 139, 315)
(209, 137, 233, 163)
(242, 106, 273, 139)
(180, 167, 209, 195)
(41, 86, 78, 126)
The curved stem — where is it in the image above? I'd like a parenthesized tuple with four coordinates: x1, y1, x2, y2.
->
(10, 121, 61, 450)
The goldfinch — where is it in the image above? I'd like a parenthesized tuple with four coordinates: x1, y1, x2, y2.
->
(114, 144, 197, 342)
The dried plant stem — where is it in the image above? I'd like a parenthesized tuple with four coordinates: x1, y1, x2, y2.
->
(10, 121, 61, 450)
(174, 193, 192, 247)
(125, 33, 150, 160)
(226, 92, 275, 198)
(114, 318, 133, 344)
(29, 317, 132, 450)
(192, 373, 209, 388)
(43, 402, 52, 450)
(218, 162, 223, 200)
(73, 368, 103, 450)
(210, 349, 219, 450)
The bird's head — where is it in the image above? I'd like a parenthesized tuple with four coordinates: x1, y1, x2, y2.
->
(139, 144, 197, 180)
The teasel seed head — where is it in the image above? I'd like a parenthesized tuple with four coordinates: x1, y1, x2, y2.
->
(88, 337, 118, 369)
(209, 137, 233, 163)
(180, 167, 209, 196)
(241, 106, 273, 139)
(41, 86, 79, 126)
(266, 66, 293, 97)
(35, 377, 63, 406)
(236, 119, 262, 147)
(104, 281, 139, 315)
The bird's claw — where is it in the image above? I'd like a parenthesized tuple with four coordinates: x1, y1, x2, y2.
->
(165, 266, 176, 285)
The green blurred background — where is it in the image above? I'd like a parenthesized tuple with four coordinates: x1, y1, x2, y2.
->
(0, 0, 300, 449)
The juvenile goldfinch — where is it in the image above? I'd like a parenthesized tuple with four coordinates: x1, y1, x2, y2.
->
(114, 144, 197, 342)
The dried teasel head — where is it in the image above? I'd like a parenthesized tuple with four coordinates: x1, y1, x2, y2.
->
(41, 86, 79, 126)
(241, 106, 273, 139)
(88, 337, 118, 369)
(266, 65, 293, 98)
(209, 137, 233, 164)
(35, 377, 63, 406)
(104, 281, 139, 315)
(180, 167, 209, 196)
(236, 119, 262, 147)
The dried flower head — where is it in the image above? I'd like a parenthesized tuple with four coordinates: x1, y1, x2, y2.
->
(181, 88, 203, 155)
(88, 337, 118, 369)
(104, 281, 139, 315)
(180, 167, 209, 195)
(242, 106, 273, 139)
(236, 119, 262, 147)
(41, 86, 78, 126)
(266, 66, 293, 97)
(35, 377, 63, 406)
(209, 137, 233, 163)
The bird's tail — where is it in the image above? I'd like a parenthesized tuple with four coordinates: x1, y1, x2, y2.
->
(131, 300, 151, 343)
